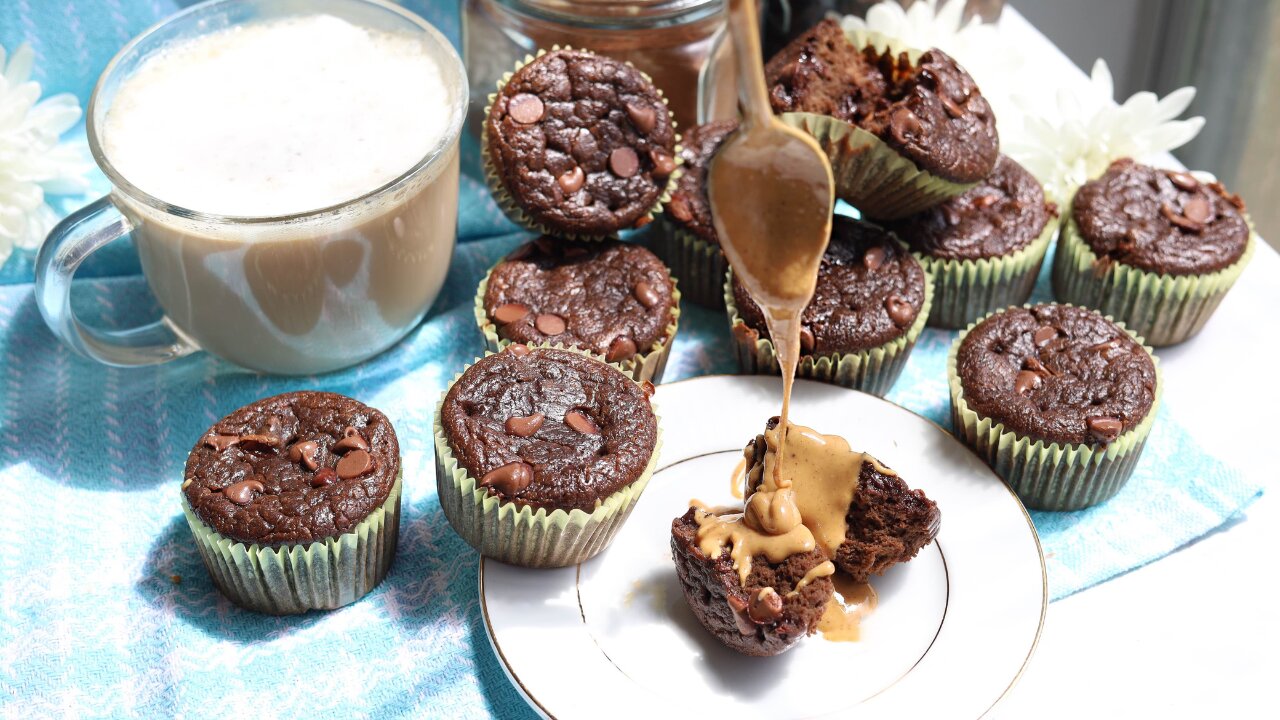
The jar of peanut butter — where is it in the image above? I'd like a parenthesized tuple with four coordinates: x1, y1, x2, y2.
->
(462, 0, 739, 136)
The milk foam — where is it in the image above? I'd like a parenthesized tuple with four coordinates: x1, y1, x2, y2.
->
(103, 14, 452, 217)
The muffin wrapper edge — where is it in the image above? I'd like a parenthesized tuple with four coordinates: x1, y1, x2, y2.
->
(435, 345, 662, 569)
(914, 214, 1056, 329)
(946, 307, 1162, 511)
(1051, 212, 1256, 346)
(474, 261, 681, 384)
(481, 47, 681, 240)
(723, 265, 933, 397)
(651, 222, 727, 310)
(182, 473, 402, 615)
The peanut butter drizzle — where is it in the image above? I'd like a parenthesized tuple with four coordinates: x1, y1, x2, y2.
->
(817, 574, 879, 642)
(729, 455, 747, 500)
(787, 560, 836, 597)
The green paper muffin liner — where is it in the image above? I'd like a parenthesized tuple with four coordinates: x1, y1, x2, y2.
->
(481, 47, 682, 240)
(473, 261, 681, 384)
(182, 473, 402, 615)
(435, 345, 661, 568)
(722, 265, 933, 397)
(914, 215, 1056, 329)
(946, 307, 1162, 511)
(650, 223, 726, 310)
(1051, 211, 1257, 347)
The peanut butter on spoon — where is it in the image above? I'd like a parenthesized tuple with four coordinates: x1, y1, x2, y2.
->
(691, 0, 842, 588)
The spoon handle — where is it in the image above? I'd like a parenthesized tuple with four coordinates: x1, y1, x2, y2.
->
(725, 0, 773, 125)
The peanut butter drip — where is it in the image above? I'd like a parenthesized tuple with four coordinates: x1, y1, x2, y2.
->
(818, 573, 879, 642)
(694, 423, 876, 585)
(787, 560, 836, 597)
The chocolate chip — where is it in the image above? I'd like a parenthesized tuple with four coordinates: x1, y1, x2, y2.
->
(607, 336, 637, 362)
(508, 93, 544, 124)
(505, 412, 545, 438)
(889, 107, 922, 143)
(238, 433, 282, 451)
(650, 150, 676, 178)
(557, 166, 585, 194)
(332, 427, 369, 454)
(336, 449, 374, 480)
(748, 587, 783, 623)
(641, 380, 656, 398)
(667, 196, 693, 223)
(884, 294, 914, 327)
(633, 281, 661, 309)
(625, 101, 656, 133)
(1033, 326, 1058, 347)
(1086, 416, 1123, 443)
(1183, 196, 1212, 224)
(941, 96, 965, 119)
(1014, 370, 1042, 396)
(263, 416, 283, 439)
(535, 313, 566, 335)
(799, 326, 815, 353)
(506, 343, 531, 357)
(1161, 202, 1203, 233)
(564, 410, 600, 435)
(288, 440, 320, 471)
(972, 193, 1000, 209)
(863, 246, 886, 271)
(609, 147, 640, 178)
(224, 478, 265, 505)
(1167, 171, 1199, 191)
(204, 433, 240, 451)
(312, 467, 338, 488)
(1090, 338, 1123, 352)
(493, 303, 530, 325)
(480, 461, 533, 496)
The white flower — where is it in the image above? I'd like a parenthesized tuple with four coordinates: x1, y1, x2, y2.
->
(839, 0, 1027, 128)
(0, 42, 92, 266)
(1003, 59, 1205, 206)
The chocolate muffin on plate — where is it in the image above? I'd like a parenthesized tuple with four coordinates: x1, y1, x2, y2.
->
(764, 18, 999, 218)
(948, 303, 1161, 510)
(653, 119, 738, 308)
(726, 217, 932, 396)
(476, 238, 680, 383)
(436, 345, 660, 568)
(181, 391, 402, 614)
(483, 47, 679, 238)
(1053, 158, 1255, 346)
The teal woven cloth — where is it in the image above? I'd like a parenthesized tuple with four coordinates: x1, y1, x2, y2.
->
(0, 2, 1263, 717)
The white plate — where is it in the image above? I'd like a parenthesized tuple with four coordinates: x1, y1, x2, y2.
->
(480, 376, 1046, 719)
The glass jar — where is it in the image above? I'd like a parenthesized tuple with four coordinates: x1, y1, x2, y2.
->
(461, 0, 739, 136)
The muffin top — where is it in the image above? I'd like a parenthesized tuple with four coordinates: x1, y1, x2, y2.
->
(956, 305, 1157, 446)
(886, 155, 1055, 260)
(484, 48, 679, 236)
(183, 391, 400, 545)
(732, 218, 927, 354)
(764, 18, 998, 184)
(483, 238, 677, 362)
(665, 120, 739, 245)
(1072, 158, 1250, 276)
(441, 346, 658, 512)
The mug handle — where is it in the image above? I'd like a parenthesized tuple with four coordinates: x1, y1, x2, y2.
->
(35, 196, 198, 366)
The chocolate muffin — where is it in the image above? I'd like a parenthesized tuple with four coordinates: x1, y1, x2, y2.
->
(436, 345, 660, 567)
(727, 217, 931, 395)
(181, 391, 402, 614)
(765, 18, 999, 185)
(477, 238, 679, 382)
(654, 120, 739, 308)
(483, 48, 679, 237)
(885, 155, 1058, 328)
(949, 304, 1161, 510)
(1054, 159, 1255, 346)
(743, 418, 940, 582)
(671, 508, 834, 656)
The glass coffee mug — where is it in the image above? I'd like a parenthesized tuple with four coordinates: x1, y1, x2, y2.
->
(35, 0, 467, 375)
